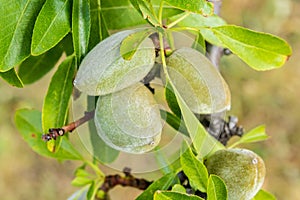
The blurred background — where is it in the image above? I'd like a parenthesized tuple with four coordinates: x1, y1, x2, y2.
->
(0, 0, 299, 199)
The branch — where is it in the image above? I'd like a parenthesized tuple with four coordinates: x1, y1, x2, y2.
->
(98, 168, 153, 199)
(41, 110, 95, 141)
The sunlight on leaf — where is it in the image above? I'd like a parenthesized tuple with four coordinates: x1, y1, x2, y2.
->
(252, 189, 276, 200)
(0, 0, 45, 71)
(32, 0, 72, 55)
(229, 125, 268, 148)
(207, 175, 228, 200)
(164, 0, 213, 16)
(211, 25, 292, 70)
(181, 141, 208, 192)
(72, 0, 91, 63)
(42, 56, 75, 152)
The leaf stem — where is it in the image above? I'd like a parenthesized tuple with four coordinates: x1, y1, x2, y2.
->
(166, 12, 191, 29)
(169, 26, 200, 32)
(158, 1, 164, 25)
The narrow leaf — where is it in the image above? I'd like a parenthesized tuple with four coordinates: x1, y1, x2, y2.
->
(0, 68, 23, 88)
(164, 0, 213, 16)
(15, 109, 81, 160)
(229, 125, 268, 148)
(160, 110, 188, 137)
(18, 44, 64, 84)
(165, 82, 182, 118)
(253, 189, 276, 200)
(0, 0, 45, 71)
(88, 0, 109, 50)
(154, 191, 204, 200)
(136, 173, 178, 200)
(72, 0, 91, 63)
(71, 176, 93, 187)
(192, 32, 206, 54)
(207, 175, 228, 200)
(42, 56, 75, 152)
(181, 141, 208, 192)
(120, 28, 156, 60)
(165, 81, 224, 157)
(211, 25, 292, 70)
(31, 0, 72, 55)
(137, 0, 160, 26)
(87, 181, 103, 200)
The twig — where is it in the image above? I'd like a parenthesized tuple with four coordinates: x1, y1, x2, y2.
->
(99, 168, 153, 199)
(41, 110, 95, 141)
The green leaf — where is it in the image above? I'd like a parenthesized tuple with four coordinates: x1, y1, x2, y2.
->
(15, 109, 81, 160)
(0, 68, 23, 88)
(171, 184, 186, 193)
(42, 56, 75, 152)
(211, 25, 292, 71)
(229, 125, 268, 148)
(171, 13, 226, 46)
(87, 180, 103, 200)
(136, 173, 178, 200)
(164, 0, 213, 16)
(160, 110, 188, 137)
(181, 141, 208, 192)
(136, 0, 160, 26)
(154, 191, 204, 200)
(102, 0, 147, 30)
(192, 32, 206, 54)
(18, 43, 64, 84)
(172, 13, 226, 28)
(88, 0, 110, 50)
(102, 0, 181, 30)
(207, 175, 228, 200)
(88, 96, 120, 164)
(164, 73, 224, 157)
(71, 176, 93, 187)
(31, 0, 72, 55)
(120, 28, 156, 60)
(165, 82, 181, 118)
(0, 0, 45, 72)
(71, 167, 94, 187)
(253, 189, 276, 200)
(72, 0, 91, 63)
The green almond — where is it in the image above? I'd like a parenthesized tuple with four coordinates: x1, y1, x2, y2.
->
(94, 83, 162, 154)
(166, 47, 231, 114)
(205, 148, 266, 200)
(74, 29, 155, 96)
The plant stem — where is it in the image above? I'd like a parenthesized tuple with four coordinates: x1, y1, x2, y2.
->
(42, 110, 95, 141)
(158, 1, 164, 24)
